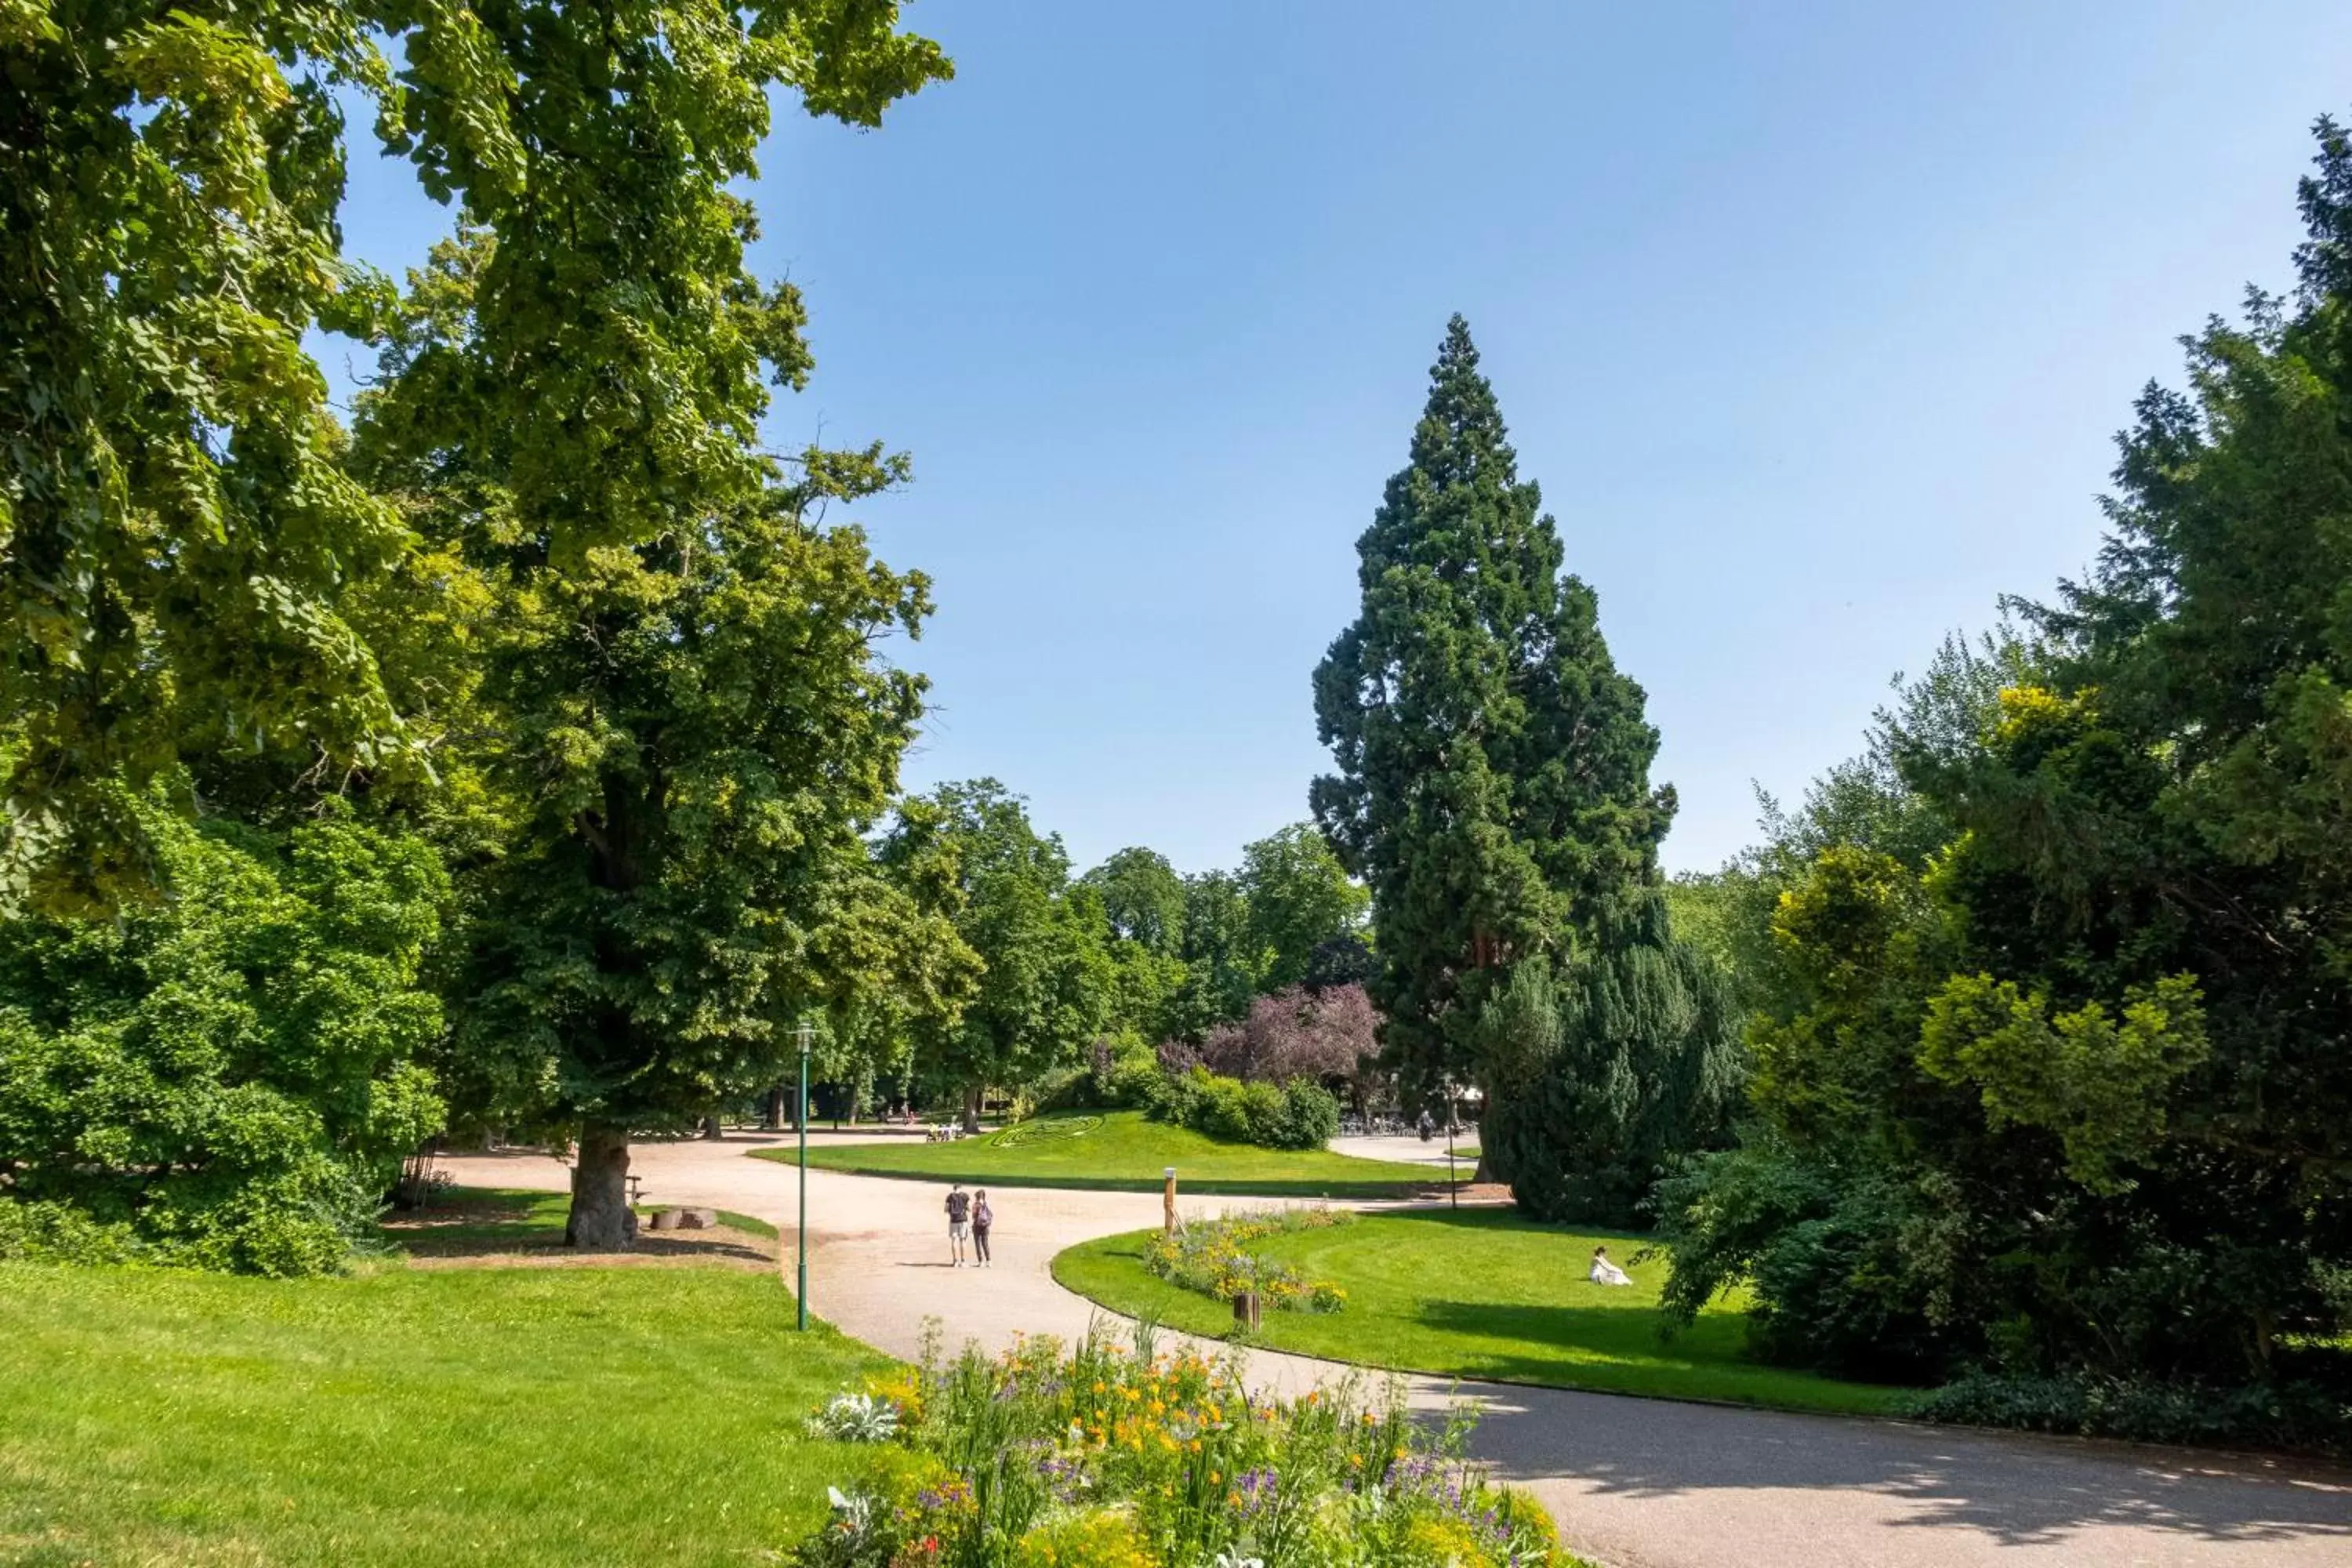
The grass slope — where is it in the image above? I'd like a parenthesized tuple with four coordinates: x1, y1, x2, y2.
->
(772, 1109, 1460, 1196)
(0, 1199, 883, 1567)
(1054, 1207, 1915, 1417)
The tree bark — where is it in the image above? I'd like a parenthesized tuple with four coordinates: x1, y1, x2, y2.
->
(962, 1081, 982, 1134)
(763, 1086, 786, 1131)
(700, 1114, 724, 1141)
(566, 1123, 636, 1250)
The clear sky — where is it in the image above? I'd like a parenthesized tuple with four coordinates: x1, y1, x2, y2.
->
(332, 1, 2352, 877)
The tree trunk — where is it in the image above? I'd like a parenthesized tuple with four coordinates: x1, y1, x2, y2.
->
(763, 1086, 785, 1131)
(962, 1081, 982, 1134)
(566, 1123, 636, 1250)
(700, 1114, 724, 1141)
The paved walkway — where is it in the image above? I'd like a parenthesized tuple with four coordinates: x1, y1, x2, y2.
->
(439, 1133, 2351, 1568)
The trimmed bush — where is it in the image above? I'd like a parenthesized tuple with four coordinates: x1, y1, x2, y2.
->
(1917, 1367, 2352, 1457)
(1147, 1067, 1339, 1150)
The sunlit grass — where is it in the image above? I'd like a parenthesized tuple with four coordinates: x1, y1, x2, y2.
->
(1054, 1207, 1916, 1416)
(775, 1109, 1462, 1196)
(0, 1196, 884, 1567)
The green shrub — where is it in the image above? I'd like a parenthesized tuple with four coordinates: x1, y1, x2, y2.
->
(1917, 1367, 2352, 1457)
(0, 789, 448, 1276)
(1146, 1067, 1339, 1150)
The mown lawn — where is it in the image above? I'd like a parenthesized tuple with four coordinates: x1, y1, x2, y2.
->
(1054, 1207, 1918, 1417)
(771, 1109, 1462, 1197)
(0, 1202, 885, 1567)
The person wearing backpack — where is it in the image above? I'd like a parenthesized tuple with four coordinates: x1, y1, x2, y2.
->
(971, 1189, 994, 1268)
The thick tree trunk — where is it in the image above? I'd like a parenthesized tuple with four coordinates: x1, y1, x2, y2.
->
(566, 1123, 636, 1250)
(962, 1081, 982, 1134)
(763, 1086, 785, 1131)
(700, 1114, 724, 1141)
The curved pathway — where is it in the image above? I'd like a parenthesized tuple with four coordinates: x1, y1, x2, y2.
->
(440, 1133, 2350, 1568)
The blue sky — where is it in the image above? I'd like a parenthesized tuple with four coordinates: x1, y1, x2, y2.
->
(333, 2, 2352, 877)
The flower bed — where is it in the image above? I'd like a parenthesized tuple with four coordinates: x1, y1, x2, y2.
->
(1145, 1208, 1353, 1315)
(786, 1323, 1573, 1567)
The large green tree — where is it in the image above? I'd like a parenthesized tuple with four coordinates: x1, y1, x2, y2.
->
(349, 0, 953, 1247)
(889, 781, 1113, 1129)
(0, 0, 426, 909)
(1659, 122, 2352, 1406)
(1083, 846, 1191, 1044)
(1312, 317, 1675, 1145)
(1237, 823, 1370, 993)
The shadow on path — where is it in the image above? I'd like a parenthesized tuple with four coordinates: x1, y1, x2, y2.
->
(1467, 1385, 2352, 1550)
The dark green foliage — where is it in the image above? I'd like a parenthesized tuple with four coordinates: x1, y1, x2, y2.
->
(0, 789, 447, 1274)
(1149, 1068, 1341, 1151)
(1312, 317, 1675, 1118)
(1478, 894, 1743, 1227)
(1650, 1140, 1951, 1383)
(1915, 1367, 2351, 1457)
(1659, 120, 2352, 1414)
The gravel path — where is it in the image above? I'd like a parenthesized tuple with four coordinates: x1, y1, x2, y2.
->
(437, 1133, 2350, 1568)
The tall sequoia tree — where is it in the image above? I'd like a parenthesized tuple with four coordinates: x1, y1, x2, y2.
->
(1312, 317, 1675, 1147)
(351, 0, 955, 1248)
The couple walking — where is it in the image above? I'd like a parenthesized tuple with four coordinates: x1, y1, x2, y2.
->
(945, 1181, 993, 1268)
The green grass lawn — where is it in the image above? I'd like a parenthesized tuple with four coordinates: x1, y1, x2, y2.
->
(771, 1109, 1463, 1196)
(0, 1198, 885, 1567)
(1053, 1207, 1917, 1417)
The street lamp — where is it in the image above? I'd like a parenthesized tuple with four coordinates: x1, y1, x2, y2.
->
(1443, 1076, 1458, 1209)
(794, 1020, 815, 1330)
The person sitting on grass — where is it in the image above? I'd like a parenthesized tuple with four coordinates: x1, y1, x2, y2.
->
(1588, 1246, 1632, 1287)
(946, 1183, 972, 1268)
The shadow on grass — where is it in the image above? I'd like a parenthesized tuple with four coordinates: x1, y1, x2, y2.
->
(385, 1186, 777, 1266)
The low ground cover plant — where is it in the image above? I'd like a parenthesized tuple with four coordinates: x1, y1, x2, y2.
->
(1145, 1208, 1352, 1315)
(786, 1322, 1576, 1567)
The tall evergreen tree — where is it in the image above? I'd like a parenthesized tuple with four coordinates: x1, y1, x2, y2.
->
(1312, 317, 1675, 1148)
(1475, 891, 1741, 1225)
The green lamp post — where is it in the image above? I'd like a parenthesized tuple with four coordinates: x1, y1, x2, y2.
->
(794, 1020, 814, 1330)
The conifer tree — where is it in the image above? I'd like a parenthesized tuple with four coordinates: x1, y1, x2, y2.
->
(1312, 316, 1675, 1155)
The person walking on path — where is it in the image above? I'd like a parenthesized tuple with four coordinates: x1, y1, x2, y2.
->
(971, 1189, 993, 1268)
(946, 1183, 972, 1267)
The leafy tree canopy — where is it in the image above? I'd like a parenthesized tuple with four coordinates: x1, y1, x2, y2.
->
(887, 780, 1113, 1128)
(1237, 822, 1369, 993)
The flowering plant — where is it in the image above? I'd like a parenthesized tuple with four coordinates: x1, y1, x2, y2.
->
(1142, 1208, 1352, 1316)
(784, 1319, 1578, 1567)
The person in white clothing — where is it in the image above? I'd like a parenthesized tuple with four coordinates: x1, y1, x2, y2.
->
(1588, 1246, 1632, 1287)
